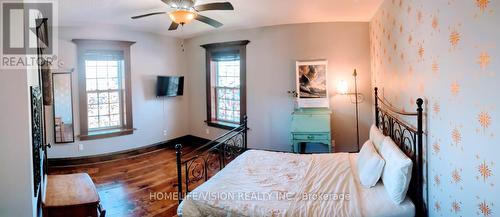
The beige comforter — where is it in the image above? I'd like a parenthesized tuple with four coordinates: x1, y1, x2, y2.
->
(179, 150, 361, 217)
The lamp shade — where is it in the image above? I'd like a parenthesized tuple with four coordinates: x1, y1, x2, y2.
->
(337, 80, 349, 94)
(169, 10, 196, 24)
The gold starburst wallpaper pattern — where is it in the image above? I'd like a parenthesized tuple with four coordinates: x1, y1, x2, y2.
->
(449, 30, 461, 48)
(370, 0, 498, 216)
(452, 168, 462, 184)
(451, 81, 460, 95)
(477, 51, 491, 70)
(452, 201, 461, 213)
(451, 128, 462, 145)
(476, 0, 491, 12)
(435, 201, 442, 212)
(478, 161, 493, 182)
(434, 174, 441, 186)
(432, 142, 440, 155)
(478, 111, 492, 130)
(432, 61, 440, 75)
(478, 200, 492, 216)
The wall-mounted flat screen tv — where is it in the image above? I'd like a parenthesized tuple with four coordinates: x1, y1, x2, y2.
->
(156, 76, 184, 97)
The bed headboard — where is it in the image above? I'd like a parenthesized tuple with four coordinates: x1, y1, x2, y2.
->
(374, 87, 427, 217)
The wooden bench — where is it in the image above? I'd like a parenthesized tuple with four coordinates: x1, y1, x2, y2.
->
(43, 173, 105, 217)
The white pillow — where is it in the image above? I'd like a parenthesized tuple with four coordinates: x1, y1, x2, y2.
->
(357, 140, 385, 188)
(379, 137, 413, 204)
(369, 124, 385, 150)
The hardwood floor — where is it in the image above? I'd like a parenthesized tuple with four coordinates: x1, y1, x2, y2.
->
(48, 145, 195, 217)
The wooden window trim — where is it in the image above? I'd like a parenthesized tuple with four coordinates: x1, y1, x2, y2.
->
(202, 40, 250, 129)
(73, 39, 135, 140)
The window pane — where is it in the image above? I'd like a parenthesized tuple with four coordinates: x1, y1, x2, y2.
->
(108, 60, 118, 67)
(109, 78, 119, 90)
(88, 116, 99, 129)
(96, 66, 107, 78)
(110, 114, 120, 126)
(96, 61, 107, 67)
(219, 100, 226, 110)
(86, 79, 97, 91)
(110, 103, 120, 114)
(87, 93, 98, 105)
(234, 89, 240, 100)
(97, 78, 108, 90)
(98, 93, 109, 104)
(109, 92, 119, 103)
(108, 66, 118, 78)
(86, 66, 96, 78)
(86, 60, 97, 67)
(99, 104, 109, 115)
(88, 104, 98, 116)
(99, 116, 110, 127)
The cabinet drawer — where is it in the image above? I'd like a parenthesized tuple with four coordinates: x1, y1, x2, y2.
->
(293, 134, 330, 141)
(291, 115, 330, 132)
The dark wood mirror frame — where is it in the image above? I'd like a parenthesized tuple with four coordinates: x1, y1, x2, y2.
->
(52, 72, 75, 143)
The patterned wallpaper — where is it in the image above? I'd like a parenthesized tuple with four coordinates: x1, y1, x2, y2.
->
(370, 0, 499, 216)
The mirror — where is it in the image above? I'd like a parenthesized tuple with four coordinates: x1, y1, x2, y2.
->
(52, 72, 75, 143)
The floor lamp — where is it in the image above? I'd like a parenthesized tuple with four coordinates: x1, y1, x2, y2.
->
(353, 69, 360, 151)
(337, 69, 363, 151)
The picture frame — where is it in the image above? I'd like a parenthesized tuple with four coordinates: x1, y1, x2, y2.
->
(295, 60, 329, 108)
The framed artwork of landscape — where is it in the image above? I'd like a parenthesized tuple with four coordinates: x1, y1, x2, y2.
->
(295, 60, 329, 108)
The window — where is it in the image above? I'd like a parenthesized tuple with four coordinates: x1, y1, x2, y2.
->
(215, 58, 240, 123)
(202, 40, 249, 129)
(73, 39, 135, 140)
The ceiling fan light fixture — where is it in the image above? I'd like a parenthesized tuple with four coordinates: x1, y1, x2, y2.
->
(169, 10, 196, 25)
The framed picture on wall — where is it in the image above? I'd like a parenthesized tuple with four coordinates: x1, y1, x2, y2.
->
(295, 60, 329, 108)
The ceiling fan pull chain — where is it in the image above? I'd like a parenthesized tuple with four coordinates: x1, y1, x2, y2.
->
(181, 24, 185, 52)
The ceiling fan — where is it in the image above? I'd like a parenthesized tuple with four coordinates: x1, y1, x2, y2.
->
(131, 0, 234, 31)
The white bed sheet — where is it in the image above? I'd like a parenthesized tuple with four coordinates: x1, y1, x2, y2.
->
(178, 150, 415, 217)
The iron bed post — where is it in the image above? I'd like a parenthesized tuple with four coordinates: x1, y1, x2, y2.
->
(185, 163, 189, 193)
(244, 115, 248, 150)
(175, 144, 183, 204)
(219, 141, 225, 170)
(416, 98, 426, 216)
(374, 87, 379, 127)
(373, 87, 427, 216)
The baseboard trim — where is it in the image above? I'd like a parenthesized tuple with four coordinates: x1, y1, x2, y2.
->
(48, 135, 211, 167)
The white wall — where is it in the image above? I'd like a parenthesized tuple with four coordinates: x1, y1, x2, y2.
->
(47, 26, 189, 158)
(184, 22, 372, 152)
(0, 70, 36, 217)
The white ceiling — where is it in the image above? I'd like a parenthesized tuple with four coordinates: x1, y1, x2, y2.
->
(58, 0, 383, 38)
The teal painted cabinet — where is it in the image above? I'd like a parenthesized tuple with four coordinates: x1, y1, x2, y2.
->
(291, 108, 332, 153)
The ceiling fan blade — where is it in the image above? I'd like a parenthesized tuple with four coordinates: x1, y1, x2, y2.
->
(195, 14, 223, 28)
(194, 2, 234, 11)
(162, 0, 195, 9)
(168, 22, 179, 31)
(161, 0, 173, 5)
(131, 12, 166, 19)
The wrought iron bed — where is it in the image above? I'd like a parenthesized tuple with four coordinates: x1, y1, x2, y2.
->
(374, 87, 428, 216)
(175, 116, 248, 203)
(175, 87, 427, 216)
